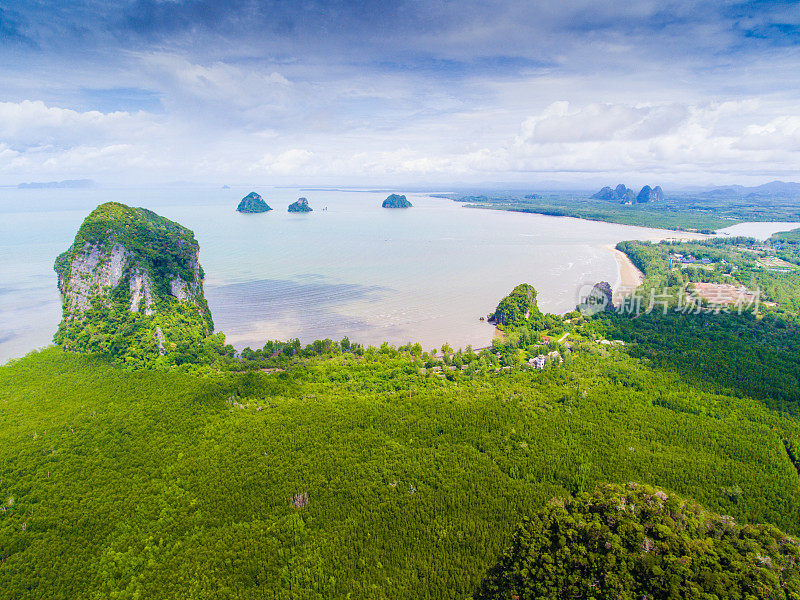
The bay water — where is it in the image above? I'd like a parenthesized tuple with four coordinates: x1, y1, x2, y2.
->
(2, 186, 791, 363)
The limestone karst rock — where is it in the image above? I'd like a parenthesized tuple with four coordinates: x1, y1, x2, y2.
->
(579, 281, 614, 314)
(237, 192, 272, 213)
(382, 194, 413, 208)
(592, 185, 635, 203)
(488, 284, 539, 326)
(636, 185, 664, 203)
(54, 202, 213, 357)
(288, 197, 313, 212)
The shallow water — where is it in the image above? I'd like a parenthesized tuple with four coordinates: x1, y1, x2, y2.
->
(0, 186, 723, 362)
(716, 221, 800, 240)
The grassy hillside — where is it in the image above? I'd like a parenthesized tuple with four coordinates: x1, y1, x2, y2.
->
(2, 346, 800, 599)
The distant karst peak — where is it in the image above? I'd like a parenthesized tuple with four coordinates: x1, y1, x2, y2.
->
(592, 184, 664, 204)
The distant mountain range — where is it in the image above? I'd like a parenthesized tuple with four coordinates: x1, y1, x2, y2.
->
(697, 180, 800, 199)
(17, 179, 95, 189)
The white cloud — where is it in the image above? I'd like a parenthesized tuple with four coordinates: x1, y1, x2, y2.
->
(252, 149, 316, 175)
(0, 100, 155, 150)
(476, 99, 800, 179)
(517, 101, 689, 144)
(0, 143, 19, 161)
(737, 116, 800, 151)
(136, 53, 295, 124)
(5, 1, 800, 188)
(3, 90, 800, 186)
(40, 144, 146, 170)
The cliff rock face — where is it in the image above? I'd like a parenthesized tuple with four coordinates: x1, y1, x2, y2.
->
(636, 185, 664, 203)
(129, 267, 155, 315)
(382, 194, 413, 208)
(54, 202, 213, 361)
(579, 281, 614, 314)
(288, 197, 313, 212)
(237, 192, 272, 213)
(489, 283, 540, 326)
(592, 185, 635, 203)
(594, 184, 663, 204)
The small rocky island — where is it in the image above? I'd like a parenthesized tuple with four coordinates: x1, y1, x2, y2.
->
(382, 194, 412, 208)
(288, 197, 313, 212)
(237, 192, 272, 213)
(488, 283, 539, 325)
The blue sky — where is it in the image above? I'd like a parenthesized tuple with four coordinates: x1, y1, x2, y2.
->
(1, 0, 800, 186)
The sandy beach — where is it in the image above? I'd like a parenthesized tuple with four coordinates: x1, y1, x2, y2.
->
(604, 244, 644, 304)
(606, 231, 707, 303)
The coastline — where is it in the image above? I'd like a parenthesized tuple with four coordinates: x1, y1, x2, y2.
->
(462, 202, 733, 234)
(2, 187, 777, 363)
(605, 231, 706, 303)
(604, 244, 644, 304)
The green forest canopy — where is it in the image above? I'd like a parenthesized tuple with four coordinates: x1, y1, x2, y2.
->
(476, 482, 800, 600)
(2, 328, 800, 599)
(4, 216, 800, 598)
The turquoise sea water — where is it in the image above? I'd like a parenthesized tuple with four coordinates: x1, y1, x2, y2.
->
(2, 186, 796, 363)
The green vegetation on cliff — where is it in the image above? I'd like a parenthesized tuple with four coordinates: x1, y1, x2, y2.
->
(54, 202, 201, 287)
(382, 193, 413, 208)
(489, 283, 540, 326)
(53, 202, 216, 369)
(288, 197, 313, 212)
(236, 192, 272, 213)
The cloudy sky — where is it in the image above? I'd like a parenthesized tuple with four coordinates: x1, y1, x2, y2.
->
(1, 0, 800, 187)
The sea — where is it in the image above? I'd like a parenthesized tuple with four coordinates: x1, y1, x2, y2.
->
(2, 186, 799, 364)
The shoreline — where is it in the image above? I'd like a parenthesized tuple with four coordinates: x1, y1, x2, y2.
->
(462, 203, 731, 235)
(604, 231, 706, 304)
(604, 244, 644, 304)
(0, 192, 771, 363)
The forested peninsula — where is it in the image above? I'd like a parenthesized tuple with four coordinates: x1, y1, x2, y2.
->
(2, 204, 800, 599)
(445, 182, 800, 233)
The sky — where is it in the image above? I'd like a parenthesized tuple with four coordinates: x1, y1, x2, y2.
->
(1, 0, 800, 188)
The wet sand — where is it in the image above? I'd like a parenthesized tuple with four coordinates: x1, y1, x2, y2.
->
(605, 245, 644, 304)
